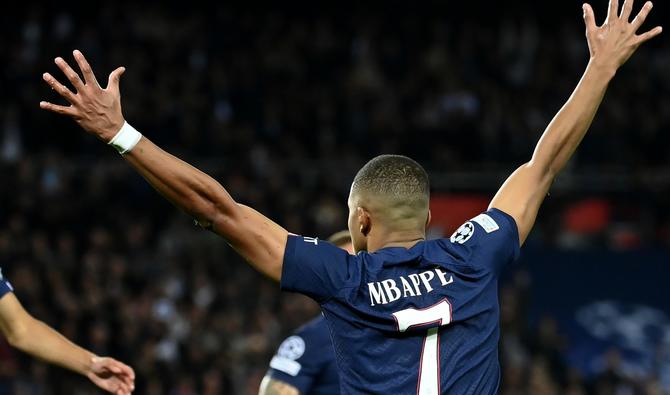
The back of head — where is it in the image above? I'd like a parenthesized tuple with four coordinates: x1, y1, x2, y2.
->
(350, 155, 430, 230)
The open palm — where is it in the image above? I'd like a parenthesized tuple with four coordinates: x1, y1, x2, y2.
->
(583, 0, 662, 71)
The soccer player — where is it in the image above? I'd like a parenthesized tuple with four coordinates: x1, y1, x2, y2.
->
(40, 1, 661, 393)
(259, 231, 353, 395)
(0, 270, 135, 394)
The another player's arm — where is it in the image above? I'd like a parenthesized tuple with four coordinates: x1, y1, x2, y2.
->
(259, 376, 301, 395)
(0, 293, 135, 395)
(489, 0, 661, 244)
(39, 51, 287, 281)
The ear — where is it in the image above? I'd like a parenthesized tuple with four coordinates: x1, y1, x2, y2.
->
(426, 209, 432, 228)
(357, 207, 371, 236)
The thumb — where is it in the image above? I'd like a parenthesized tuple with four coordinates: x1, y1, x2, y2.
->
(583, 3, 597, 33)
(107, 67, 126, 92)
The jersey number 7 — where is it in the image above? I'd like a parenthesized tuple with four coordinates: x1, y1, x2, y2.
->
(393, 299, 452, 395)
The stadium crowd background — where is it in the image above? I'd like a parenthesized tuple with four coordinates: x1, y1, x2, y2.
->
(1, 1, 669, 394)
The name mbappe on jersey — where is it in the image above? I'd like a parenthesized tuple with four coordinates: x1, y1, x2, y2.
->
(367, 267, 454, 306)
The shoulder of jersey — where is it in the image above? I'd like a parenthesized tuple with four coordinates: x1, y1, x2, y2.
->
(449, 213, 500, 245)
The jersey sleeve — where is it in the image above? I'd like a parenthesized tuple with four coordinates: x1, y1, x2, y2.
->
(446, 208, 520, 274)
(0, 269, 14, 300)
(266, 326, 328, 393)
(281, 235, 359, 302)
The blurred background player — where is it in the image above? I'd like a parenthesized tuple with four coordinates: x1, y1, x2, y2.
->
(259, 230, 352, 395)
(0, 268, 134, 394)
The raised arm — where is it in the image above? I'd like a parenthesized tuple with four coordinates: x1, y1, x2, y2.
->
(39, 51, 287, 281)
(0, 293, 134, 395)
(489, 0, 661, 244)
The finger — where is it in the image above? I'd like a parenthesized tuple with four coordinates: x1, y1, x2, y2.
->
(73, 50, 99, 87)
(621, 0, 634, 21)
(607, 0, 619, 21)
(119, 364, 135, 380)
(583, 3, 597, 33)
(42, 73, 77, 103)
(631, 1, 653, 30)
(54, 57, 84, 91)
(120, 375, 133, 388)
(636, 25, 663, 44)
(107, 359, 127, 375)
(107, 67, 126, 93)
(129, 367, 135, 380)
(39, 101, 77, 116)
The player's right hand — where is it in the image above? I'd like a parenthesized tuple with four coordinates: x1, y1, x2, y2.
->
(86, 356, 136, 395)
(40, 50, 126, 143)
(583, 0, 662, 74)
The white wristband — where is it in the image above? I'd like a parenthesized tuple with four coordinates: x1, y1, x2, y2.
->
(108, 122, 142, 154)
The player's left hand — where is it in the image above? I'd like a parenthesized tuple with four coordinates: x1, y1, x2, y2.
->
(86, 356, 136, 395)
(40, 50, 127, 142)
(583, 0, 662, 73)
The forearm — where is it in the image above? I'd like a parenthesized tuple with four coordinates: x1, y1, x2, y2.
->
(489, 61, 616, 244)
(123, 137, 238, 228)
(530, 60, 615, 177)
(9, 317, 94, 376)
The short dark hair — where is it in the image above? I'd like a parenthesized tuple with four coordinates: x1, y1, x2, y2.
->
(351, 155, 430, 215)
(327, 230, 352, 247)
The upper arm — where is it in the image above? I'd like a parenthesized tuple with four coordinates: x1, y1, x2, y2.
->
(209, 204, 289, 282)
(259, 377, 301, 395)
(281, 235, 358, 302)
(488, 162, 554, 245)
(448, 209, 520, 273)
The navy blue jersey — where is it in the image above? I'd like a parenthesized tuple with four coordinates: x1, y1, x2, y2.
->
(281, 209, 519, 395)
(0, 269, 13, 300)
(266, 315, 340, 394)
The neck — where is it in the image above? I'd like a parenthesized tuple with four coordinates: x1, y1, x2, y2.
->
(366, 228, 426, 253)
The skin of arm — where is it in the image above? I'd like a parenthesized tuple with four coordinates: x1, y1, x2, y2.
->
(40, 51, 287, 282)
(489, 0, 662, 244)
(124, 139, 288, 281)
(0, 293, 94, 373)
(259, 375, 301, 395)
(0, 293, 134, 394)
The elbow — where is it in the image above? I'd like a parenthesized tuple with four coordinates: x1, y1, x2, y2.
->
(192, 201, 238, 232)
(524, 160, 559, 185)
(5, 319, 30, 350)
(186, 184, 237, 226)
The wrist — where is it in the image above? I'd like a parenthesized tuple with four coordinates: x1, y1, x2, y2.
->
(586, 58, 618, 80)
(108, 121, 142, 154)
(80, 353, 97, 376)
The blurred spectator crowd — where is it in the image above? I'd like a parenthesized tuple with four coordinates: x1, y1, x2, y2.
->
(1, 1, 669, 394)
